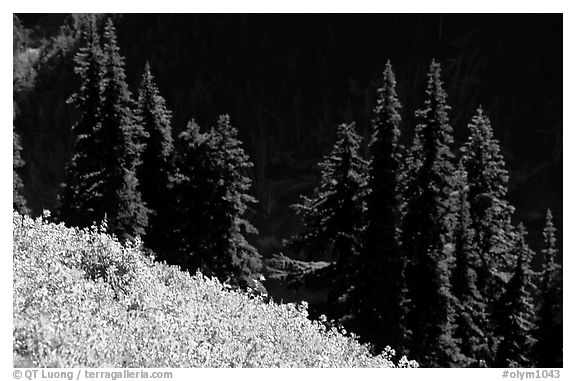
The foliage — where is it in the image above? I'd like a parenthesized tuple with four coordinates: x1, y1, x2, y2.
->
(459, 107, 516, 298)
(451, 166, 490, 366)
(98, 18, 149, 240)
(171, 117, 261, 286)
(135, 62, 176, 258)
(459, 106, 517, 363)
(59, 17, 148, 241)
(13, 127, 30, 215)
(344, 62, 410, 356)
(290, 122, 368, 264)
(494, 224, 536, 367)
(401, 60, 462, 367)
(533, 210, 562, 367)
(58, 15, 106, 229)
(13, 211, 418, 368)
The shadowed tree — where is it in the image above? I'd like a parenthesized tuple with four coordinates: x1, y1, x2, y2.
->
(288, 122, 368, 331)
(59, 17, 148, 241)
(494, 224, 536, 367)
(348, 61, 409, 356)
(135, 62, 175, 258)
(533, 209, 562, 367)
(290, 122, 367, 265)
(172, 116, 261, 287)
(459, 106, 516, 362)
(451, 165, 490, 367)
(98, 18, 148, 241)
(401, 60, 462, 367)
(58, 15, 107, 228)
(460, 107, 516, 299)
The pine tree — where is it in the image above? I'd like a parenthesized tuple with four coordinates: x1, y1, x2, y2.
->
(135, 62, 175, 258)
(289, 122, 368, 332)
(59, 17, 148, 241)
(460, 106, 516, 363)
(349, 61, 409, 355)
(494, 224, 536, 367)
(401, 60, 462, 367)
(98, 18, 148, 241)
(451, 166, 490, 367)
(59, 15, 107, 228)
(460, 107, 516, 300)
(13, 126, 29, 214)
(172, 116, 261, 286)
(291, 122, 367, 265)
(533, 209, 562, 367)
(171, 120, 215, 270)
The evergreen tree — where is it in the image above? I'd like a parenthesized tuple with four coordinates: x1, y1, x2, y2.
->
(460, 106, 516, 362)
(533, 209, 562, 367)
(291, 122, 367, 265)
(494, 224, 536, 367)
(460, 107, 515, 299)
(172, 116, 261, 286)
(401, 60, 462, 367)
(98, 18, 148, 241)
(13, 126, 29, 214)
(135, 62, 175, 258)
(59, 17, 148, 241)
(289, 122, 367, 332)
(348, 61, 409, 355)
(59, 15, 106, 228)
(171, 120, 215, 269)
(451, 166, 490, 367)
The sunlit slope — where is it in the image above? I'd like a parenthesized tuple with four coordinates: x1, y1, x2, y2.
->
(13, 212, 416, 368)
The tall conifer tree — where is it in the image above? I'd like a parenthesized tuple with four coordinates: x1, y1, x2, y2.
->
(533, 209, 562, 367)
(351, 61, 409, 355)
(172, 116, 261, 286)
(59, 15, 106, 228)
(98, 18, 148, 240)
(460, 107, 515, 298)
(60, 17, 148, 241)
(451, 166, 490, 366)
(401, 60, 462, 367)
(494, 224, 536, 367)
(135, 62, 175, 258)
(291, 122, 367, 265)
(460, 107, 516, 362)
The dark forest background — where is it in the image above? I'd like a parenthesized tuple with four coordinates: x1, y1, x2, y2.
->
(13, 13, 561, 260)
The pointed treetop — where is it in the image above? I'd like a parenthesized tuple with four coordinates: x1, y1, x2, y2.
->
(371, 60, 402, 149)
(542, 208, 559, 272)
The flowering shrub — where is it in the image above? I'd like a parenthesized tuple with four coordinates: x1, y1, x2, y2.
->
(13, 211, 417, 368)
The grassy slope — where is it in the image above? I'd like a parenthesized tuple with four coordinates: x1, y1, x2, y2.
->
(13, 212, 416, 368)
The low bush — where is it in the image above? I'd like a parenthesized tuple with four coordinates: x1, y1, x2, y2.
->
(13, 211, 417, 368)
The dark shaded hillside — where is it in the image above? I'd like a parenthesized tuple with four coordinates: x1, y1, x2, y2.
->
(14, 14, 562, 257)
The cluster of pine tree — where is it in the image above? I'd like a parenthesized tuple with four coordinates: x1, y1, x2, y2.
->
(290, 61, 562, 367)
(45, 16, 261, 287)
